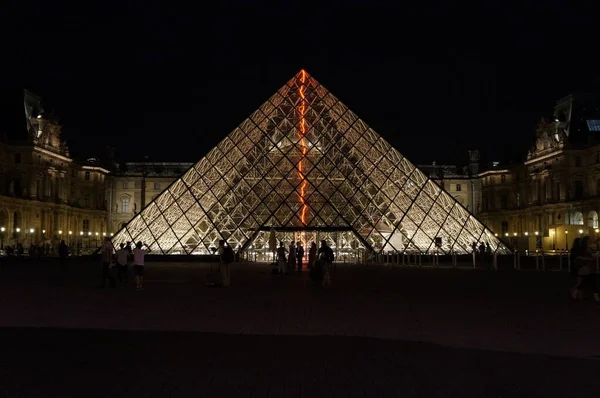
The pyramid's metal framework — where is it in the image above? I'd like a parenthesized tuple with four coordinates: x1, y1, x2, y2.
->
(112, 70, 509, 255)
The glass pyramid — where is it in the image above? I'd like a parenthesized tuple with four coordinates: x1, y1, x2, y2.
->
(112, 70, 510, 256)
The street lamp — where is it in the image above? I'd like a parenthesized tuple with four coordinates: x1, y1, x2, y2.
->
(524, 232, 529, 236)
(565, 230, 569, 251)
(0, 226, 5, 249)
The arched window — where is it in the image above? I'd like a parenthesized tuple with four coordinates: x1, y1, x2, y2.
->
(13, 211, 20, 230)
(588, 211, 598, 229)
(501, 221, 508, 235)
(84, 171, 90, 181)
(572, 211, 584, 225)
(82, 219, 90, 233)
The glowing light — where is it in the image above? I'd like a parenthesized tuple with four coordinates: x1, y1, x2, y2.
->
(297, 69, 308, 226)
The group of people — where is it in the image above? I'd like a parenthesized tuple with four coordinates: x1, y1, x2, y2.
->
(570, 236, 600, 301)
(276, 240, 334, 286)
(101, 237, 151, 290)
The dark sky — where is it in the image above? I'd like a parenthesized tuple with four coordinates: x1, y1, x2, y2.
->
(4, 1, 600, 166)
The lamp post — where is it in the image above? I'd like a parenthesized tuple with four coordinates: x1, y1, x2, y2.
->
(534, 231, 539, 250)
(565, 230, 569, 251)
(596, 228, 600, 250)
(29, 228, 34, 247)
(0, 226, 5, 249)
(15, 227, 21, 247)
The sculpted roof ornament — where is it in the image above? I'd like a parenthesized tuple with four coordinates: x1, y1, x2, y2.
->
(527, 118, 566, 160)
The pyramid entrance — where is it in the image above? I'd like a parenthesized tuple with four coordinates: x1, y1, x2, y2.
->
(111, 70, 509, 256)
(246, 226, 365, 263)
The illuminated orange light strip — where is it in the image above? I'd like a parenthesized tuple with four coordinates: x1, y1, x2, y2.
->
(298, 70, 308, 226)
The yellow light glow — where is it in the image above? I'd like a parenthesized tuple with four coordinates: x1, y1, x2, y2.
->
(524, 232, 528, 236)
(578, 229, 583, 234)
(535, 231, 539, 235)
(513, 232, 517, 236)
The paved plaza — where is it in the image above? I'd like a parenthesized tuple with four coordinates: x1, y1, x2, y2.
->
(1, 259, 600, 396)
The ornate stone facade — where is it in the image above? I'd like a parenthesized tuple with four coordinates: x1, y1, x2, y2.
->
(0, 90, 109, 252)
(478, 92, 600, 251)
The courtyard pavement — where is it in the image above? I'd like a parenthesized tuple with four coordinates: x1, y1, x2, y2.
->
(1, 259, 600, 396)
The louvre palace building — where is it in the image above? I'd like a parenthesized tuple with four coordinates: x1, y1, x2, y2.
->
(2, 80, 600, 256)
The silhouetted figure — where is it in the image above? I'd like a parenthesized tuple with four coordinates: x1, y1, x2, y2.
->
(115, 243, 129, 283)
(218, 239, 233, 287)
(58, 240, 69, 269)
(296, 241, 304, 272)
(133, 241, 151, 290)
(572, 236, 599, 301)
(317, 240, 334, 287)
(308, 242, 317, 269)
(100, 237, 116, 288)
(276, 241, 287, 275)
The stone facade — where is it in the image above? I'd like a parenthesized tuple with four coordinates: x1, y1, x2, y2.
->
(0, 90, 109, 252)
(478, 92, 600, 251)
(418, 150, 482, 216)
(106, 162, 194, 234)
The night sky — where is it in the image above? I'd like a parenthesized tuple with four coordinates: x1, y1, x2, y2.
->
(4, 1, 600, 166)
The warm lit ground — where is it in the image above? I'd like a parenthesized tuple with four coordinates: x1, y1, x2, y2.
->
(0, 259, 599, 397)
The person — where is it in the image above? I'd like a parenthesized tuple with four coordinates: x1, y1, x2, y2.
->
(218, 239, 234, 287)
(308, 241, 317, 269)
(288, 242, 296, 272)
(570, 237, 582, 297)
(295, 241, 304, 272)
(276, 241, 288, 275)
(572, 236, 599, 301)
(317, 240, 334, 287)
(100, 237, 116, 288)
(115, 243, 130, 284)
(58, 240, 69, 269)
(133, 241, 151, 290)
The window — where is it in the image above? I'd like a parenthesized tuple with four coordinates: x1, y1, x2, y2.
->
(575, 181, 584, 199)
(14, 153, 21, 164)
(501, 174, 506, 183)
(123, 182, 129, 189)
(83, 192, 90, 207)
(82, 219, 90, 233)
(501, 221, 509, 235)
(154, 182, 161, 191)
(500, 195, 508, 209)
(586, 120, 600, 131)
(134, 181, 141, 189)
(575, 156, 582, 167)
(455, 184, 461, 191)
(516, 193, 520, 207)
(84, 171, 90, 181)
(556, 182, 561, 200)
(13, 212, 20, 230)
(122, 198, 129, 213)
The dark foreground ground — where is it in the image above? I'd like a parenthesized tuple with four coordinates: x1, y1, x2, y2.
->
(1, 259, 600, 397)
